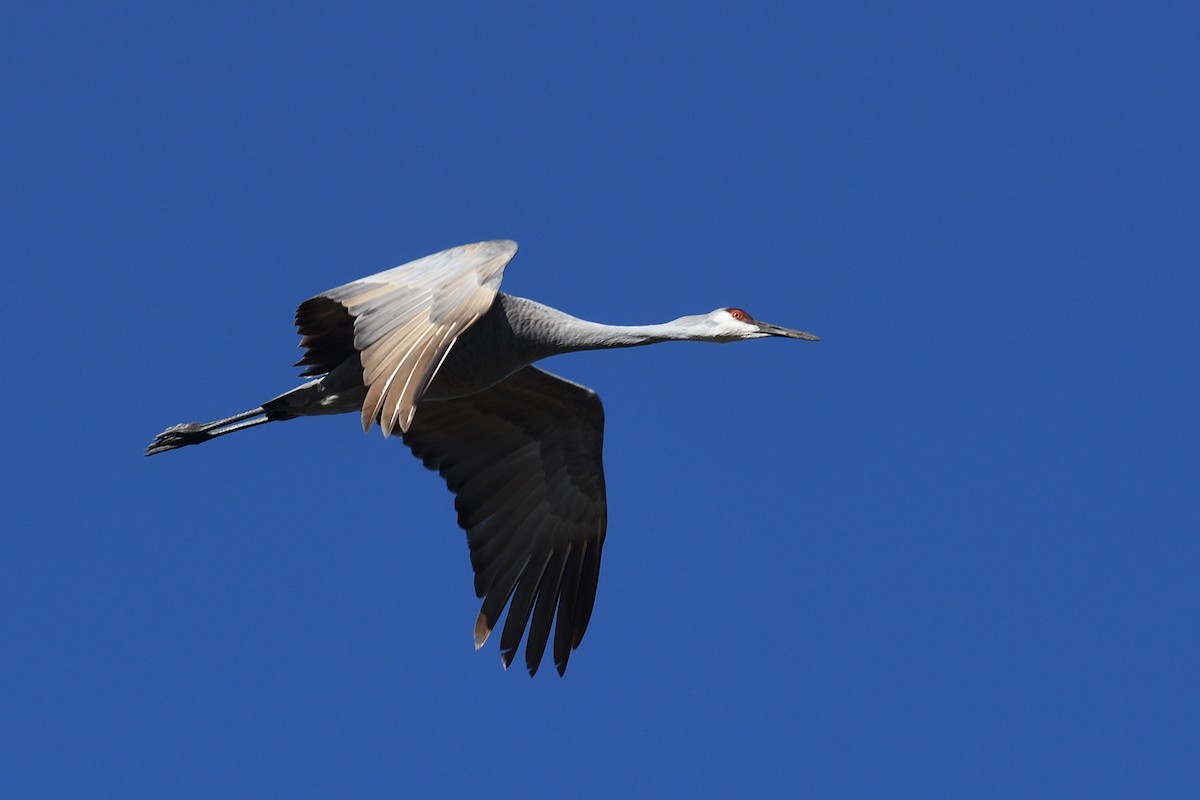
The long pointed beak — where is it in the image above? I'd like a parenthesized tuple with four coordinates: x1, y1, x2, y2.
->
(756, 321, 820, 341)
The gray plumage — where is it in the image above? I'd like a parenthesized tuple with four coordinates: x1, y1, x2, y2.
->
(147, 240, 819, 676)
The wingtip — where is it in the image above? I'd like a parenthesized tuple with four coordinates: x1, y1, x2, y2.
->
(474, 613, 492, 650)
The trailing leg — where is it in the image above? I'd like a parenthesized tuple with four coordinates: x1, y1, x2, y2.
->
(145, 407, 280, 455)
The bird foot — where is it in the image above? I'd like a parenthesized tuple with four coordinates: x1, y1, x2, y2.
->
(145, 422, 211, 455)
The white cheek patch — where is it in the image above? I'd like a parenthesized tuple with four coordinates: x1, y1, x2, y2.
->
(708, 310, 759, 339)
(721, 308, 756, 325)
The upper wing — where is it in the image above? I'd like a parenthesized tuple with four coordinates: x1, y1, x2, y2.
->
(293, 240, 518, 435)
(403, 366, 607, 676)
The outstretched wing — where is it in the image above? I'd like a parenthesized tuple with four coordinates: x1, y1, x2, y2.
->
(403, 367, 608, 676)
(293, 240, 518, 436)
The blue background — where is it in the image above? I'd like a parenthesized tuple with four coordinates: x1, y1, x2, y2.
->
(4, 2, 1197, 797)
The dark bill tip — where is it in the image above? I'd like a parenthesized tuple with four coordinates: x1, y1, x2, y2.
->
(758, 322, 820, 341)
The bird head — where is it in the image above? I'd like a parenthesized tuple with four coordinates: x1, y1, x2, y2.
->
(682, 307, 820, 343)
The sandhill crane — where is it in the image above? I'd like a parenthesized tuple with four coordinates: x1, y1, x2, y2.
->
(147, 240, 819, 675)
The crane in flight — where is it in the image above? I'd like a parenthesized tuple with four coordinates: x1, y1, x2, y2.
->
(147, 240, 819, 676)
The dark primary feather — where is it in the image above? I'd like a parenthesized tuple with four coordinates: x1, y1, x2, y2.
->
(294, 296, 357, 377)
(403, 366, 607, 676)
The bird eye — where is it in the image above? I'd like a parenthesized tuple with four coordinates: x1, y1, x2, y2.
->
(726, 308, 750, 321)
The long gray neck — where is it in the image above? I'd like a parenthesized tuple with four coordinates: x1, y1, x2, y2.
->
(499, 294, 693, 357)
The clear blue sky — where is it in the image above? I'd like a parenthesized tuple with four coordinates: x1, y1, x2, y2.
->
(4, 2, 1197, 797)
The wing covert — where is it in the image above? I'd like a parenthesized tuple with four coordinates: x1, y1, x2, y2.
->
(293, 240, 518, 435)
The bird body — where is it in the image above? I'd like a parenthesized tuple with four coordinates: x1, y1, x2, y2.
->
(148, 240, 818, 675)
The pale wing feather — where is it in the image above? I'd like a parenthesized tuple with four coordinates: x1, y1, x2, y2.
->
(300, 240, 517, 435)
(403, 366, 607, 677)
